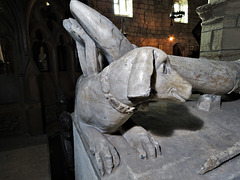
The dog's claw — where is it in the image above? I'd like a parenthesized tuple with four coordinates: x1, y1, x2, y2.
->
(89, 137, 120, 176)
(122, 126, 161, 159)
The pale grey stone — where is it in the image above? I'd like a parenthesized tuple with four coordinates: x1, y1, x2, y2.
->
(222, 28, 240, 49)
(224, 17, 237, 27)
(226, 1, 240, 15)
(168, 55, 240, 94)
(198, 0, 240, 60)
(200, 51, 222, 60)
(70, 0, 134, 64)
(73, 99, 240, 180)
(212, 30, 223, 51)
(200, 32, 212, 51)
(209, 0, 226, 4)
(73, 124, 99, 180)
(237, 16, 240, 27)
(201, 22, 223, 32)
(196, 94, 221, 111)
(64, 1, 192, 176)
(219, 50, 240, 61)
(63, 1, 240, 179)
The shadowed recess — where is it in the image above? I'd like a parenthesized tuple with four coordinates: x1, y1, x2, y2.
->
(132, 101, 204, 137)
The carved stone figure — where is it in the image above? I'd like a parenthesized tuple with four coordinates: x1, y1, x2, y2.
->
(63, 0, 192, 176)
(64, 0, 240, 178)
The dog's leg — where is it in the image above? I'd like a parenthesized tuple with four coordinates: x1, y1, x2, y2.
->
(120, 119, 161, 160)
(76, 121, 120, 176)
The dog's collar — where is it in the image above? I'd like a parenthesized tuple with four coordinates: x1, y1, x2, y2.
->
(100, 65, 136, 114)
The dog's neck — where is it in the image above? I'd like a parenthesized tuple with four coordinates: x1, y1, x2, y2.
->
(100, 65, 137, 114)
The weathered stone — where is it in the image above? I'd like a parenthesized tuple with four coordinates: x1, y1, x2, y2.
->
(73, 124, 99, 180)
(212, 30, 223, 50)
(196, 94, 221, 111)
(223, 16, 237, 27)
(70, 0, 134, 63)
(237, 16, 240, 27)
(225, 1, 240, 15)
(200, 31, 212, 51)
(64, 1, 240, 180)
(222, 28, 240, 49)
(198, 0, 240, 60)
(220, 49, 240, 61)
(73, 99, 240, 180)
(168, 55, 240, 94)
(201, 22, 223, 32)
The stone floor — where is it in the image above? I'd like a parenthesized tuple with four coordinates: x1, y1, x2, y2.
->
(0, 135, 51, 180)
(0, 128, 75, 180)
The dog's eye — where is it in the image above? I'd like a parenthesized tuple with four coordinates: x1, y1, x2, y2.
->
(160, 63, 167, 74)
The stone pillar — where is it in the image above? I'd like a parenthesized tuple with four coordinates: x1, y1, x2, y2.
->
(197, 0, 240, 61)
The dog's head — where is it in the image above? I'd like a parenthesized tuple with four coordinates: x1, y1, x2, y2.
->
(127, 47, 192, 103)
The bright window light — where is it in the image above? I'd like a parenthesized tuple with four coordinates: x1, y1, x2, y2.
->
(114, 0, 133, 18)
(174, 0, 188, 24)
(46, 1, 50, 6)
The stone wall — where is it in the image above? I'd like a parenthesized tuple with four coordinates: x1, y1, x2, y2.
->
(88, 0, 207, 56)
(197, 0, 240, 61)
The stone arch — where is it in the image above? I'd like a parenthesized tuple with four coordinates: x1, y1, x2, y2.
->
(173, 43, 183, 56)
(30, 27, 54, 72)
(0, 36, 15, 73)
(25, 0, 78, 127)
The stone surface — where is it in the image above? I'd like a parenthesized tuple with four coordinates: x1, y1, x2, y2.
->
(201, 21, 223, 33)
(197, 0, 240, 60)
(237, 17, 240, 27)
(196, 94, 221, 111)
(70, 0, 134, 63)
(74, 97, 240, 180)
(65, 2, 193, 176)
(73, 124, 99, 180)
(200, 31, 212, 51)
(66, 1, 240, 179)
(223, 16, 237, 27)
(212, 30, 223, 51)
(0, 135, 51, 180)
(222, 28, 240, 50)
(168, 55, 240, 94)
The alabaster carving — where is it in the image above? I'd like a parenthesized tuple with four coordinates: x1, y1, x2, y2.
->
(63, 0, 192, 176)
(64, 0, 240, 176)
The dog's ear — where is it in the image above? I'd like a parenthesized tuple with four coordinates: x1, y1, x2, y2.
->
(127, 49, 154, 99)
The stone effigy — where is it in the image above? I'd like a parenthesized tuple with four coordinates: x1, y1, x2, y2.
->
(64, 0, 192, 176)
(168, 55, 240, 95)
(63, 0, 240, 179)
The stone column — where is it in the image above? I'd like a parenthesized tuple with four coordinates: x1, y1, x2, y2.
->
(197, 0, 240, 61)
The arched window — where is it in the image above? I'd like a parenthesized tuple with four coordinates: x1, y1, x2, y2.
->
(113, 0, 133, 18)
(174, 0, 188, 24)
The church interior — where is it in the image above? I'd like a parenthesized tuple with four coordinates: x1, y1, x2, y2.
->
(1, 0, 240, 179)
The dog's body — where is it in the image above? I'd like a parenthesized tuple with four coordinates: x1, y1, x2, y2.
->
(71, 47, 192, 175)
(64, 1, 192, 176)
(74, 70, 132, 134)
(74, 47, 192, 134)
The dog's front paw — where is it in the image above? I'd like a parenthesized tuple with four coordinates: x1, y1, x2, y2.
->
(122, 126, 161, 160)
(88, 135, 120, 176)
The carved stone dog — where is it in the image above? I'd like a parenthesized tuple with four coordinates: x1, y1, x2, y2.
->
(72, 47, 192, 175)
(64, 0, 192, 176)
